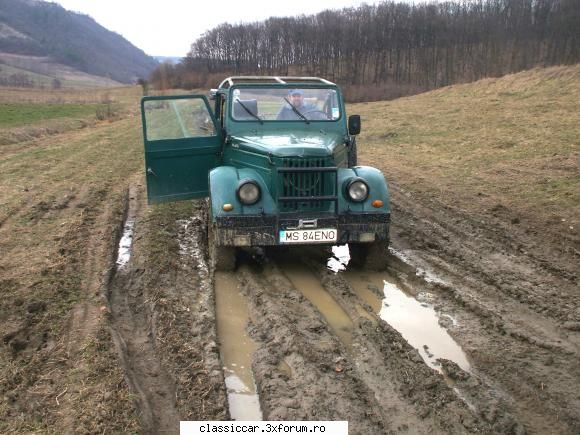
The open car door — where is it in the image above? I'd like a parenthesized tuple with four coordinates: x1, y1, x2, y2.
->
(141, 95, 221, 204)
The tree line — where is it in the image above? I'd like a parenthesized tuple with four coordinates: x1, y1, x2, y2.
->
(152, 0, 579, 101)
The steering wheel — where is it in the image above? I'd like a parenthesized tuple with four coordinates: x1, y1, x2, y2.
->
(303, 109, 330, 120)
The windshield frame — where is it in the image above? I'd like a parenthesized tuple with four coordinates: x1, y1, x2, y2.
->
(227, 84, 344, 123)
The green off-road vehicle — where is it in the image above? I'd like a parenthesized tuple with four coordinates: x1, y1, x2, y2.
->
(140, 76, 390, 270)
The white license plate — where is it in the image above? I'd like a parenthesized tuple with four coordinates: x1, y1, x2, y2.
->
(279, 228, 337, 244)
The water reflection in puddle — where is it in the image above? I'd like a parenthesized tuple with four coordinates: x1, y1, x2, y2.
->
(215, 272, 263, 421)
(327, 245, 350, 273)
(116, 218, 134, 269)
(347, 274, 470, 373)
(224, 374, 262, 421)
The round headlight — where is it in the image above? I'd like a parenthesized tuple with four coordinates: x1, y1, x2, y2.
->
(347, 179, 369, 202)
(237, 181, 261, 205)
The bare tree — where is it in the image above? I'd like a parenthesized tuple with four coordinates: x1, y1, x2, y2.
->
(151, 0, 580, 101)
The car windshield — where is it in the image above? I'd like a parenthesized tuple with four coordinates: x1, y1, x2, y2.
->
(231, 87, 341, 122)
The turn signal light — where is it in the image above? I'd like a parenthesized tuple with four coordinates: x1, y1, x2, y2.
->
(223, 203, 234, 212)
(372, 200, 384, 208)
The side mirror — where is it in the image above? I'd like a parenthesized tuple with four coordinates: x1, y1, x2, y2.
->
(348, 115, 361, 135)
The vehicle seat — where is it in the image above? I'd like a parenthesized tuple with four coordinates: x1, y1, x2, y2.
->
(233, 99, 259, 120)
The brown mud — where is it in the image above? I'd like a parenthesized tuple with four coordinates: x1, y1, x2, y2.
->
(2, 180, 578, 433)
(0, 180, 140, 432)
(384, 184, 580, 434)
(3, 72, 578, 432)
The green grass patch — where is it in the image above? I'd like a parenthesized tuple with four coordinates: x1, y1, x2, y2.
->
(0, 102, 100, 128)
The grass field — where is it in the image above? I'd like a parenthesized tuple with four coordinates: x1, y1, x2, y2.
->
(0, 102, 103, 128)
(0, 53, 123, 89)
(0, 86, 141, 146)
(0, 85, 144, 432)
(0, 65, 578, 431)
(354, 65, 579, 246)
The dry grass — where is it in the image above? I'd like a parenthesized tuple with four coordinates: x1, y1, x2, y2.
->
(0, 88, 144, 431)
(1, 65, 578, 430)
(0, 53, 123, 89)
(0, 86, 142, 145)
(353, 64, 580, 239)
(0, 85, 140, 104)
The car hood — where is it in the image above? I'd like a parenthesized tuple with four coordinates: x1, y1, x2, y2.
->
(230, 132, 346, 157)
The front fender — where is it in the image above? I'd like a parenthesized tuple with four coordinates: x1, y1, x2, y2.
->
(209, 166, 276, 221)
(337, 166, 390, 213)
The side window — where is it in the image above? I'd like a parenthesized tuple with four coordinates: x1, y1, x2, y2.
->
(144, 98, 216, 141)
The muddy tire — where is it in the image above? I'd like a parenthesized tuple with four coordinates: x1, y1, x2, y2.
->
(208, 221, 236, 272)
(349, 239, 389, 270)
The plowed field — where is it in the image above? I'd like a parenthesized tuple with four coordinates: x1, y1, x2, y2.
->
(1, 67, 578, 434)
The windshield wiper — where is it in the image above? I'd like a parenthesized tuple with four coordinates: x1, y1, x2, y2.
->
(235, 98, 263, 124)
(283, 97, 310, 124)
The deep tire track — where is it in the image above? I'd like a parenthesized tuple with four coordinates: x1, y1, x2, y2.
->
(216, 250, 491, 434)
(107, 187, 180, 434)
(387, 185, 580, 433)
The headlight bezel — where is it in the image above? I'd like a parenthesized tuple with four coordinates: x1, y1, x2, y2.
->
(345, 178, 369, 202)
(236, 180, 261, 205)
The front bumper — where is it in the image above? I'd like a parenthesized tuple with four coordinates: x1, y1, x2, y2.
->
(214, 213, 390, 246)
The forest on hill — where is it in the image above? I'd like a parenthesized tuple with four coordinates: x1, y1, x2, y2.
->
(152, 0, 579, 100)
(0, 0, 158, 84)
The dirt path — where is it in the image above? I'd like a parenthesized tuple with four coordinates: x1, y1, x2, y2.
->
(384, 184, 580, 434)
(2, 117, 577, 433)
(103, 196, 228, 433)
(94, 184, 578, 434)
(107, 187, 182, 433)
(3, 170, 578, 433)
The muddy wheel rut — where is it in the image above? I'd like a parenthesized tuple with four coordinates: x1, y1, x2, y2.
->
(210, 250, 488, 433)
(387, 186, 580, 434)
(105, 195, 228, 433)
(101, 193, 579, 434)
(107, 188, 182, 433)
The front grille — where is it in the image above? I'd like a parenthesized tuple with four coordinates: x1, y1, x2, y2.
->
(338, 213, 391, 224)
(278, 157, 336, 212)
(216, 215, 276, 228)
(279, 217, 337, 230)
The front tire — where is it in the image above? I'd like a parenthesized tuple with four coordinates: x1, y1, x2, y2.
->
(349, 239, 389, 270)
(207, 215, 236, 272)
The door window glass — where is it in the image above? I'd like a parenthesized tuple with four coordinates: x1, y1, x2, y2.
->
(144, 98, 216, 141)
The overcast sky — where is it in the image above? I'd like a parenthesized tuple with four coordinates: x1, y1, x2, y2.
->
(50, 0, 382, 57)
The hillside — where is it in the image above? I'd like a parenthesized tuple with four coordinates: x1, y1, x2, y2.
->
(354, 64, 579, 262)
(0, 0, 158, 84)
(0, 53, 122, 88)
(1, 65, 579, 433)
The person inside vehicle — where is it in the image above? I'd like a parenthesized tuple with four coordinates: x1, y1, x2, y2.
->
(276, 89, 317, 120)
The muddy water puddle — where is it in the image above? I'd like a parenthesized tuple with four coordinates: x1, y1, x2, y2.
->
(346, 272, 470, 373)
(116, 218, 134, 269)
(116, 192, 138, 270)
(214, 272, 263, 421)
(283, 262, 354, 348)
